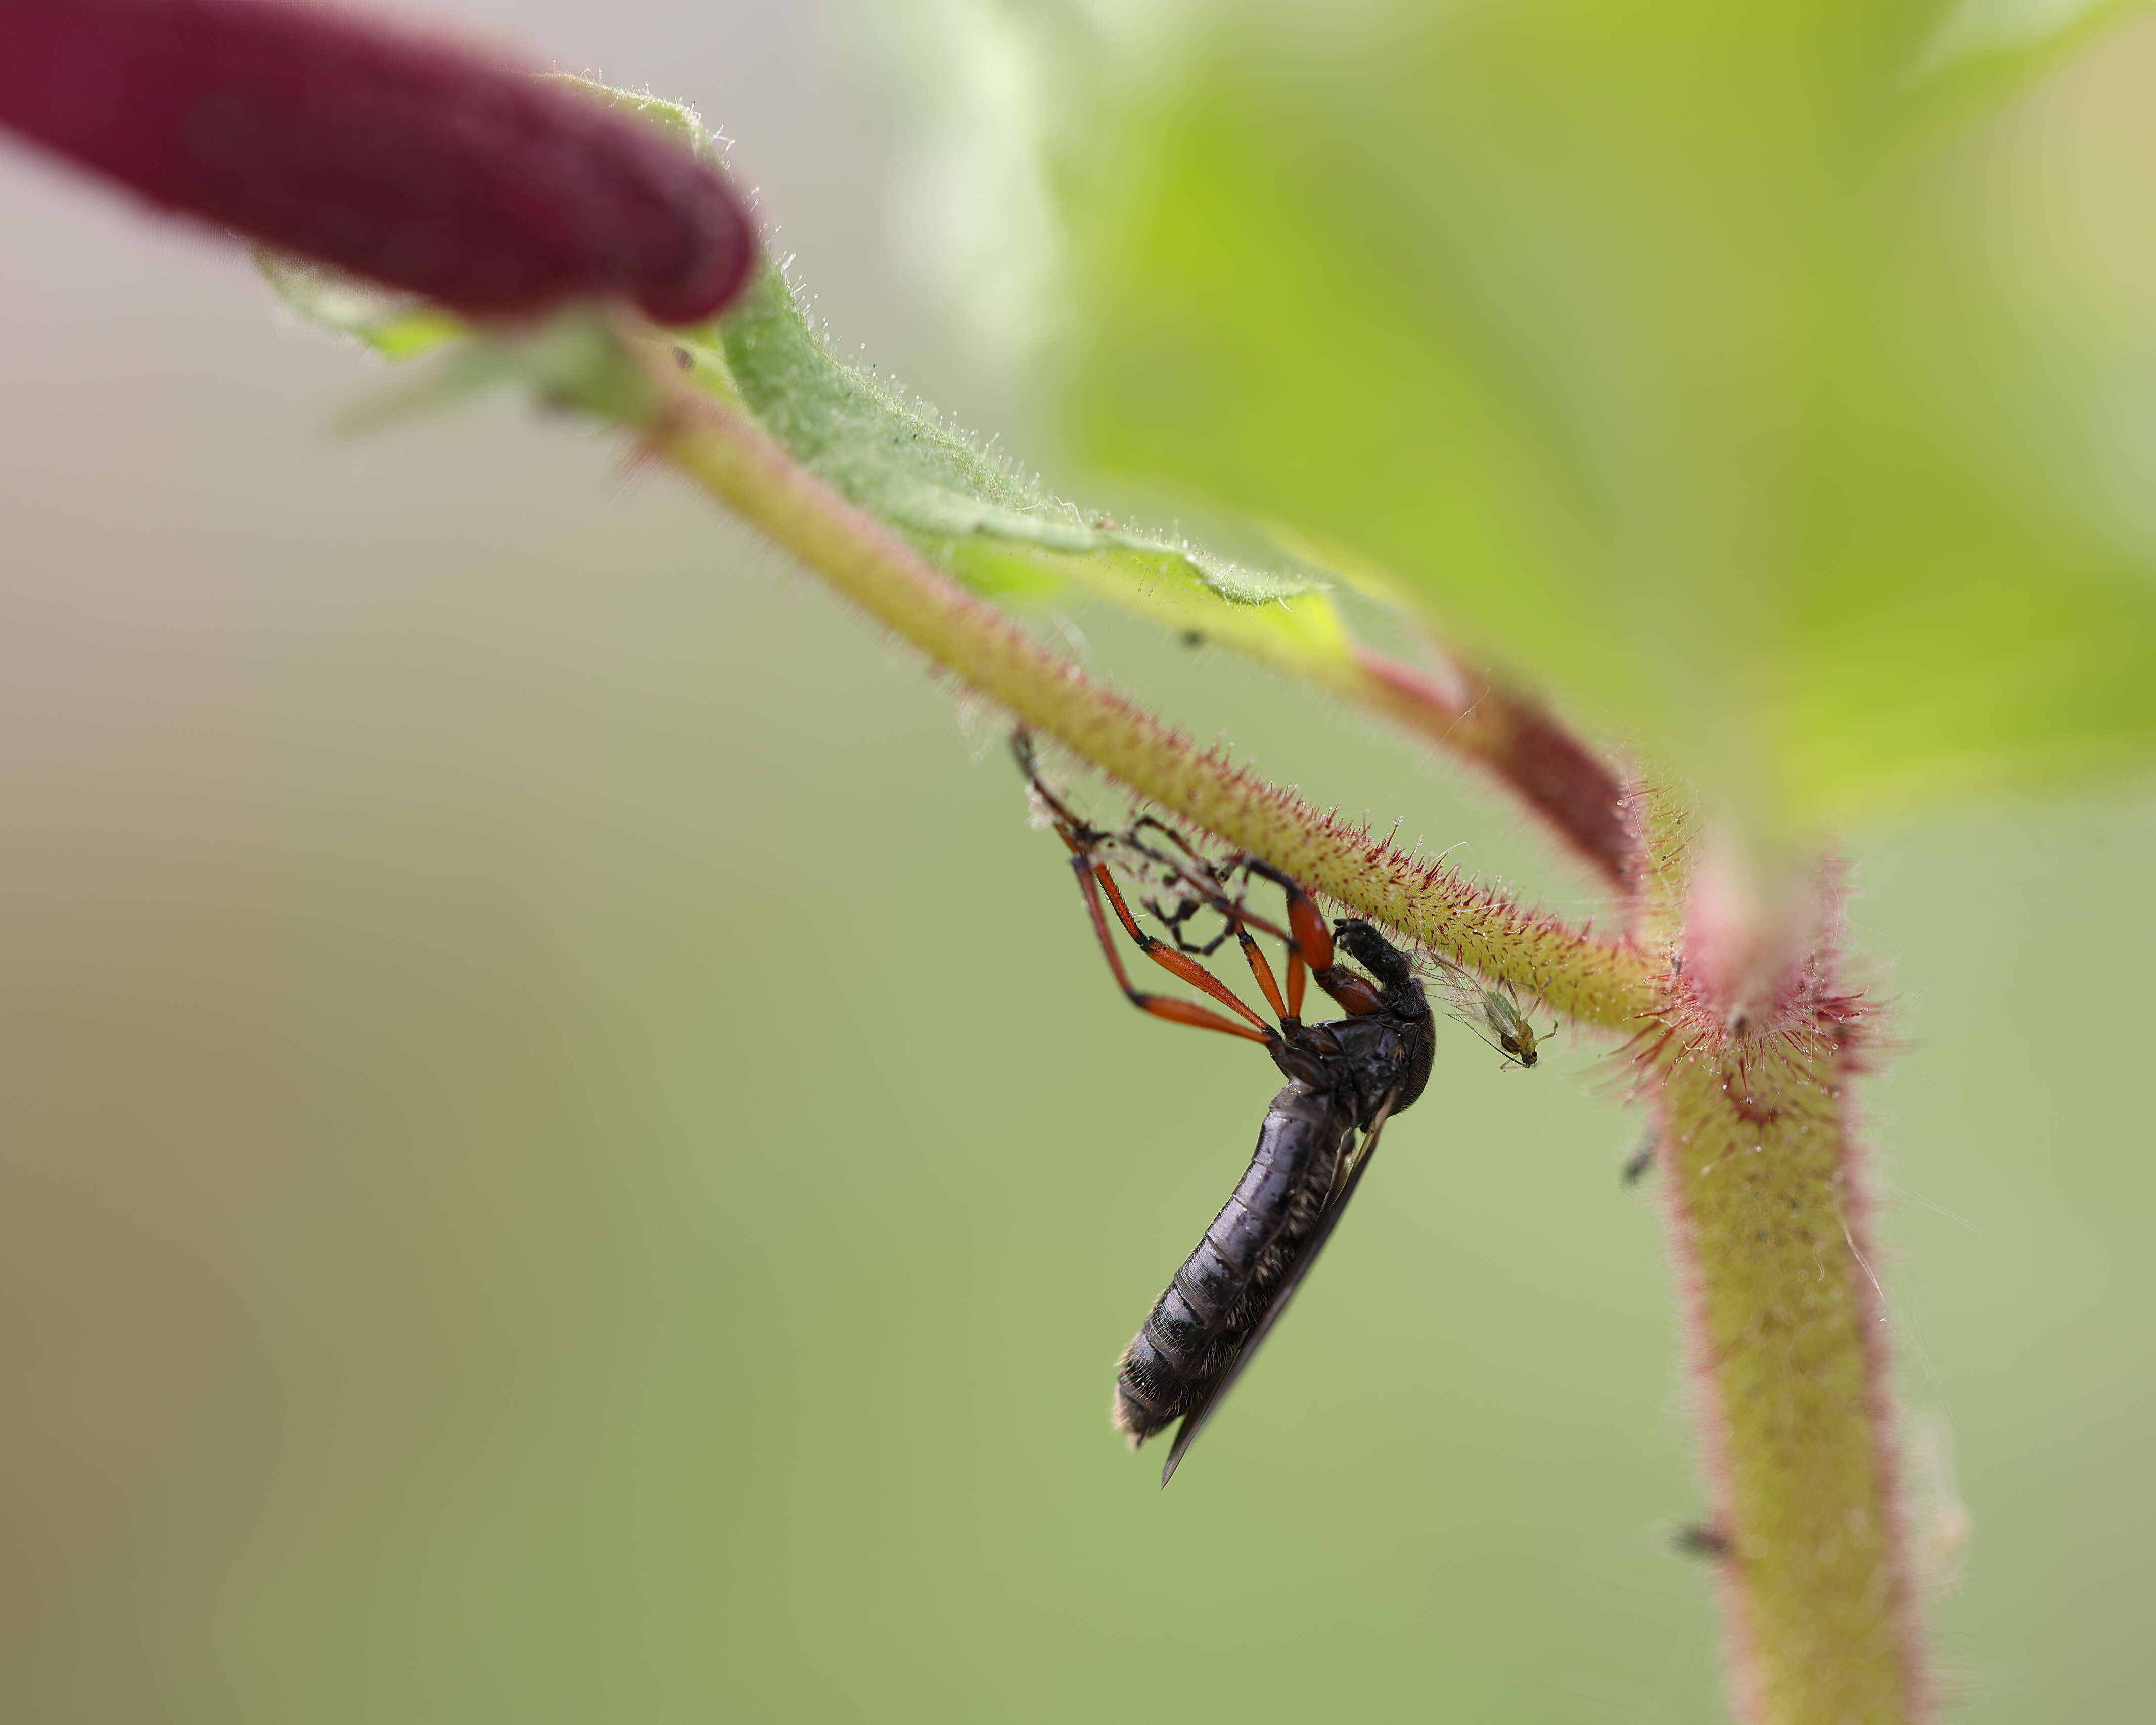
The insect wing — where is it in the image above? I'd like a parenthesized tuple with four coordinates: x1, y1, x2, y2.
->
(1159, 1091, 1400, 1487)
(1423, 956, 1538, 1067)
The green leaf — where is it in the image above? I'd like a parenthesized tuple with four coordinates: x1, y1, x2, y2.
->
(252, 66, 1355, 686)
(315, 311, 660, 436)
(254, 249, 467, 361)
(717, 264, 1354, 675)
(1904, 0, 2154, 139)
(992, 0, 2156, 824)
(536, 74, 720, 165)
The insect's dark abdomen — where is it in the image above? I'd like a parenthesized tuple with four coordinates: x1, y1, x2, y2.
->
(1114, 1081, 1350, 1444)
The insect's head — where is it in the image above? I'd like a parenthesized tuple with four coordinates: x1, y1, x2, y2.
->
(1333, 918, 1418, 994)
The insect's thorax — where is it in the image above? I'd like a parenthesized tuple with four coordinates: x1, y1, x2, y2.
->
(1275, 996, 1435, 1125)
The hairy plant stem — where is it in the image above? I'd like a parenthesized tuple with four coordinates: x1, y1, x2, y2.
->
(1345, 645, 1635, 889)
(1638, 806, 1928, 1725)
(614, 335, 1649, 1027)
(592, 327, 1924, 1724)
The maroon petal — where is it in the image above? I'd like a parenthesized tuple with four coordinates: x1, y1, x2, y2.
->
(0, 0, 755, 323)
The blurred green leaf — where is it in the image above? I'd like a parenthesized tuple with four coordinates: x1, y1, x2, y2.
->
(1907, 0, 2152, 136)
(255, 250, 467, 361)
(257, 79, 1358, 686)
(537, 73, 720, 164)
(1004, 0, 2156, 823)
(719, 264, 1354, 671)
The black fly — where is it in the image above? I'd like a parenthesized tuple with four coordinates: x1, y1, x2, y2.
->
(1016, 734, 1438, 1485)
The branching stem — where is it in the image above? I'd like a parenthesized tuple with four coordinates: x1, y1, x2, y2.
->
(611, 334, 1650, 1027)
(1344, 645, 1635, 889)
(585, 324, 1925, 1725)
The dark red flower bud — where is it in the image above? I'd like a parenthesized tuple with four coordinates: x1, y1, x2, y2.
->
(0, 0, 755, 323)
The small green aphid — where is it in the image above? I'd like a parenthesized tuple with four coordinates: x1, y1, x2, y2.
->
(1424, 956, 1544, 1068)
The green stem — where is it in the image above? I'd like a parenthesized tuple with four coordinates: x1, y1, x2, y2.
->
(1639, 811, 1929, 1725)
(548, 318, 1926, 1723)
(618, 333, 1650, 1029)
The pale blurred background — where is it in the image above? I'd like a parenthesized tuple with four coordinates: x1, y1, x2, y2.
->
(3, 3, 2152, 1720)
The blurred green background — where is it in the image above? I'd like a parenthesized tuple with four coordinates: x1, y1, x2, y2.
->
(3, 3, 2153, 1721)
